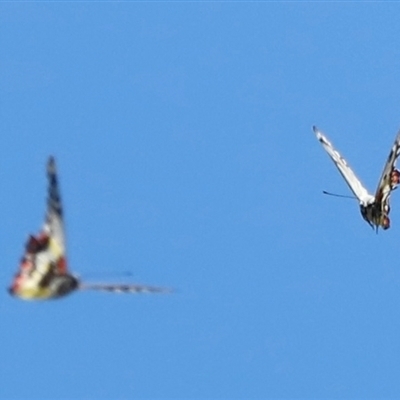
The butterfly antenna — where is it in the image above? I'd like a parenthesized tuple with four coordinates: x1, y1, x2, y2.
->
(322, 191, 357, 200)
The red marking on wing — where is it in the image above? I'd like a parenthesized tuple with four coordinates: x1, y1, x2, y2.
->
(20, 259, 32, 272)
(56, 257, 68, 274)
(10, 268, 28, 293)
(391, 169, 400, 186)
(25, 233, 49, 255)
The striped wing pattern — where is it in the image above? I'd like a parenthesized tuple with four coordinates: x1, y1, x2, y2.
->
(314, 126, 400, 230)
(9, 157, 73, 299)
(313, 126, 374, 205)
(44, 156, 66, 257)
(9, 156, 172, 300)
(374, 130, 400, 210)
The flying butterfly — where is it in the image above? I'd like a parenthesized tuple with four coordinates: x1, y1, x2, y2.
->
(313, 126, 400, 230)
(8, 157, 172, 300)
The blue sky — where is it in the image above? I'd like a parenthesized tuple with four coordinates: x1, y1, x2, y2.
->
(2, 2, 400, 399)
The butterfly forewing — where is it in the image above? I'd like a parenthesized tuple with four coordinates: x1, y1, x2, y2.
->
(374, 130, 400, 206)
(10, 157, 174, 300)
(44, 157, 66, 256)
(9, 157, 72, 299)
(313, 126, 374, 205)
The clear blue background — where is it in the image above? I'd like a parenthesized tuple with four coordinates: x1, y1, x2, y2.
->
(2, 3, 400, 399)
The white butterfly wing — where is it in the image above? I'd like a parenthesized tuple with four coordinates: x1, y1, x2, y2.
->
(43, 156, 65, 254)
(374, 129, 400, 205)
(313, 126, 374, 204)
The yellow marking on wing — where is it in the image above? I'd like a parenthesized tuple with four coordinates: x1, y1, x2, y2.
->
(16, 286, 52, 300)
(48, 237, 64, 259)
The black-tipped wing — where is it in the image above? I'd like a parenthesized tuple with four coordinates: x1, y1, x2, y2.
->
(79, 283, 173, 294)
(313, 126, 374, 204)
(374, 129, 400, 206)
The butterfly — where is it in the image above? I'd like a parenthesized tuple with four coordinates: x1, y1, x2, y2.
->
(313, 126, 400, 230)
(8, 157, 172, 300)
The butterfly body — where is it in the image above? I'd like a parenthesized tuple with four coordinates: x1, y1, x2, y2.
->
(360, 202, 389, 230)
(314, 126, 400, 230)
